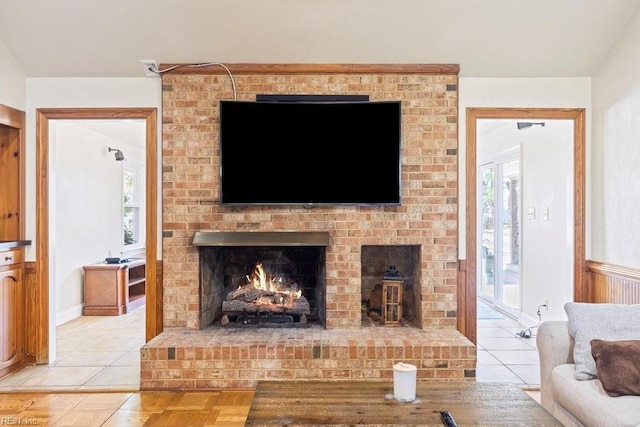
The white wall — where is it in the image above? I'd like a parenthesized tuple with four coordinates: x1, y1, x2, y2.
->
(591, 5, 640, 269)
(25, 78, 162, 262)
(459, 77, 591, 255)
(519, 121, 574, 321)
(0, 38, 25, 110)
(53, 121, 145, 324)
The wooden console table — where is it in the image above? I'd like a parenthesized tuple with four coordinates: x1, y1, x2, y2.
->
(246, 381, 561, 426)
(82, 258, 146, 316)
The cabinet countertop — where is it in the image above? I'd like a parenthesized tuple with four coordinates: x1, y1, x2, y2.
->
(0, 240, 31, 251)
(83, 258, 145, 270)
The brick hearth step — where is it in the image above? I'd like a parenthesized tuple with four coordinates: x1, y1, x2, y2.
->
(140, 326, 476, 389)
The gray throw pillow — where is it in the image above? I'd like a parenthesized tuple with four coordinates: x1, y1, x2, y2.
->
(564, 302, 640, 380)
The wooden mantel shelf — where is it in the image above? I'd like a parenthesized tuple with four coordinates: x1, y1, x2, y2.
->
(159, 63, 460, 75)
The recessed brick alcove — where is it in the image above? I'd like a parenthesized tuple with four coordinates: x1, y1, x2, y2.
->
(140, 64, 476, 390)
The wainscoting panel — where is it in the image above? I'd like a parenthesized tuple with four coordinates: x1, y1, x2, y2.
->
(24, 261, 38, 364)
(587, 261, 640, 304)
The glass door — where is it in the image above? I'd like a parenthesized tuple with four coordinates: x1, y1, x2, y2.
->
(479, 156, 521, 315)
(479, 165, 496, 301)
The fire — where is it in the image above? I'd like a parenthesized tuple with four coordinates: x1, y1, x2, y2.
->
(222, 261, 311, 322)
(241, 262, 302, 307)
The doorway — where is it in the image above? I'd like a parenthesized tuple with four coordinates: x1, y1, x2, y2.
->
(459, 107, 586, 344)
(33, 108, 160, 364)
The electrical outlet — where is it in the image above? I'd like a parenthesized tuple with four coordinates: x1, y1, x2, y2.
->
(140, 60, 159, 77)
(544, 298, 549, 309)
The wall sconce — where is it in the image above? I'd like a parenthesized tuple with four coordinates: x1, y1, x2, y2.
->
(108, 147, 125, 161)
(516, 122, 546, 130)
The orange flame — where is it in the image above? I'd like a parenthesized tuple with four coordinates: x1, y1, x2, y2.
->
(246, 263, 301, 307)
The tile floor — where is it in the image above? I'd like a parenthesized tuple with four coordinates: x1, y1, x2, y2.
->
(0, 306, 145, 392)
(476, 301, 541, 390)
(0, 302, 541, 393)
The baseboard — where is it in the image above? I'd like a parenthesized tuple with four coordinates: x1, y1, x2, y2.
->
(56, 304, 84, 326)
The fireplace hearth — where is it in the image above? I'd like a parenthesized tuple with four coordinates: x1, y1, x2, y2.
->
(140, 231, 476, 389)
(138, 230, 475, 389)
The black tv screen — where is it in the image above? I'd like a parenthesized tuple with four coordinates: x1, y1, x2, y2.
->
(219, 100, 402, 206)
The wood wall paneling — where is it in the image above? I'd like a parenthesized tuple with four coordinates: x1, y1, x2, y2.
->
(587, 261, 640, 304)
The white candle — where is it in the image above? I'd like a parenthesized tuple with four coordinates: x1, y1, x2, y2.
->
(393, 362, 417, 402)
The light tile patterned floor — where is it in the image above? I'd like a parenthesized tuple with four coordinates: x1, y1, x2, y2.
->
(476, 301, 541, 389)
(0, 306, 145, 392)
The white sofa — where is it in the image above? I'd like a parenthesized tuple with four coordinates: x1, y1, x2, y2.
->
(537, 320, 640, 427)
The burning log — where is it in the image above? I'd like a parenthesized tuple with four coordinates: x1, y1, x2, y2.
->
(222, 295, 310, 316)
(228, 286, 262, 302)
(221, 262, 311, 318)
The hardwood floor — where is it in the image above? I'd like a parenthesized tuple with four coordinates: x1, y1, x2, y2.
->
(0, 390, 254, 426)
(0, 306, 545, 425)
(0, 307, 256, 426)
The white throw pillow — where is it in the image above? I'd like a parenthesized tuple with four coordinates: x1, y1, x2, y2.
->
(564, 302, 640, 380)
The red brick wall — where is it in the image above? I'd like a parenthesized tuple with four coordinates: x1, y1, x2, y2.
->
(161, 68, 458, 330)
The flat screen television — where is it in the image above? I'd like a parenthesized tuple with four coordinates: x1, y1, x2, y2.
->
(219, 99, 402, 206)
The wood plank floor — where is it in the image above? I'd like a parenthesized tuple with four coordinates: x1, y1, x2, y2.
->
(0, 390, 254, 426)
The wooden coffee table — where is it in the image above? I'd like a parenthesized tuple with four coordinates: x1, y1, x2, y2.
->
(246, 381, 561, 426)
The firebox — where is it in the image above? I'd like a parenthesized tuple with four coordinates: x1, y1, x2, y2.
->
(194, 231, 329, 328)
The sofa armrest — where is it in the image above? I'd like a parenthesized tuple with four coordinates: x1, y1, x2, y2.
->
(537, 320, 574, 409)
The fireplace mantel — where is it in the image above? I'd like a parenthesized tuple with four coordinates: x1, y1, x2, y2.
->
(192, 231, 330, 247)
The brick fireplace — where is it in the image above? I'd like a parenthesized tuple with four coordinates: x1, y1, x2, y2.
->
(195, 231, 329, 328)
(140, 64, 476, 389)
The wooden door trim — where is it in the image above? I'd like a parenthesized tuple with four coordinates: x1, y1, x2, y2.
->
(460, 107, 586, 344)
(35, 108, 160, 363)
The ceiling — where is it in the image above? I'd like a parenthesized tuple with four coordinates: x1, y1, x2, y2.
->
(1, 0, 639, 79)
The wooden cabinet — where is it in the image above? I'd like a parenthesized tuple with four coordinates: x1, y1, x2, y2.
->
(0, 104, 28, 378)
(0, 100, 29, 373)
(0, 104, 25, 241)
(83, 258, 146, 316)
(0, 250, 24, 378)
